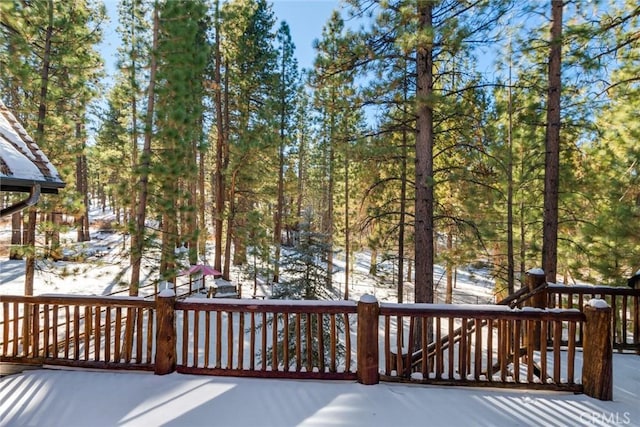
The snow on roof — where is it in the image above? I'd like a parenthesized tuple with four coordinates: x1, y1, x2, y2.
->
(0, 99, 64, 193)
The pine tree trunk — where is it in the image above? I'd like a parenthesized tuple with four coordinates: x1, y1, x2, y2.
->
(369, 247, 377, 276)
(187, 167, 198, 265)
(213, 0, 225, 274)
(76, 122, 90, 243)
(414, 2, 435, 304)
(223, 170, 237, 280)
(397, 66, 409, 304)
(543, 0, 563, 284)
(130, 5, 159, 295)
(273, 122, 285, 284)
(198, 125, 207, 260)
(446, 231, 453, 304)
(128, 2, 139, 259)
(344, 146, 350, 301)
(10, 212, 22, 260)
(25, 0, 54, 295)
(507, 57, 515, 294)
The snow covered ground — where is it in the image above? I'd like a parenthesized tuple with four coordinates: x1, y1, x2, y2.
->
(1, 211, 639, 426)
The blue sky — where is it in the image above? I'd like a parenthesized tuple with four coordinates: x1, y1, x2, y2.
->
(272, 0, 340, 72)
(100, 0, 340, 78)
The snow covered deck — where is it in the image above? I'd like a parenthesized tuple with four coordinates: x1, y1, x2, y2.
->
(1, 355, 638, 427)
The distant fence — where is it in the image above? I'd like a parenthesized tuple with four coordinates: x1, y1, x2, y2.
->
(0, 290, 617, 400)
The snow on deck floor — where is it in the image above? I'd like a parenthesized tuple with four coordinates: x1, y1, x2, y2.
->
(2, 353, 639, 427)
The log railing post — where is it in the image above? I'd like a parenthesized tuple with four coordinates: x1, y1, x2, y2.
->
(582, 299, 613, 401)
(525, 269, 546, 350)
(357, 295, 379, 385)
(155, 289, 176, 375)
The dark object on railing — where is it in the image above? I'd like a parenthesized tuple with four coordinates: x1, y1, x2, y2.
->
(628, 271, 640, 289)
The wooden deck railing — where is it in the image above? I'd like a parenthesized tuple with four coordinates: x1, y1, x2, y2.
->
(1, 291, 615, 400)
(377, 302, 584, 392)
(545, 284, 639, 353)
(1, 294, 156, 371)
(173, 298, 357, 380)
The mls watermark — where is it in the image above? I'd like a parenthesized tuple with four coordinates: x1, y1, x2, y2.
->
(580, 411, 632, 426)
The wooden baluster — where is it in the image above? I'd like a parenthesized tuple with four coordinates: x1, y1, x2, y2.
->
(123, 307, 133, 363)
(486, 319, 493, 382)
(204, 311, 210, 368)
(216, 311, 222, 369)
(447, 317, 454, 380)
(459, 318, 467, 380)
(343, 313, 351, 373)
(14, 303, 21, 356)
(540, 319, 547, 384)
(84, 306, 91, 361)
(513, 320, 520, 383)
(193, 310, 199, 367)
(262, 312, 268, 371)
(435, 316, 442, 379)
(634, 295, 639, 354)
(114, 307, 122, 362)
(474, 318, 482, 381)
(611, 296, 619, 352)
(94, 306, 102, 362)
(305, 313, 312, 371)
(2, 302, 8, 356)
(526, 319, 534, 383)
(622, 296, 628, 349)
(271, 312, 277, 371)
(136, 306, 143, 363)
(567, 320, 576, 384)
(238, 312, 245, 370)
(553, 320, 561, 383)
(384, 316, 391, 375)
(421, 316, 429, 378)
(317, 313, 325, 373)
(294, 313, 301, 372)
(329, 313, 336, 373)
(395, 315, 403, 376)
(499, 319, 507, 382)
(32, 303, 40, 357)
(466, 319, 472, 376)
(227, 311, 234, 370)
(182, 309, 189, 366)
(105, 307, 111, 363)
(43, 304, 50, 358)
(146, 308, 153, 365)
(250, 312, 256, 371)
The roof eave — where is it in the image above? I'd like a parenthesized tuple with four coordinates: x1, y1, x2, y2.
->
(0, 177, 65, 194)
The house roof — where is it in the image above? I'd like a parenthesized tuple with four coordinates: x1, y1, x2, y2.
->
(0, 99, 65, 194)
